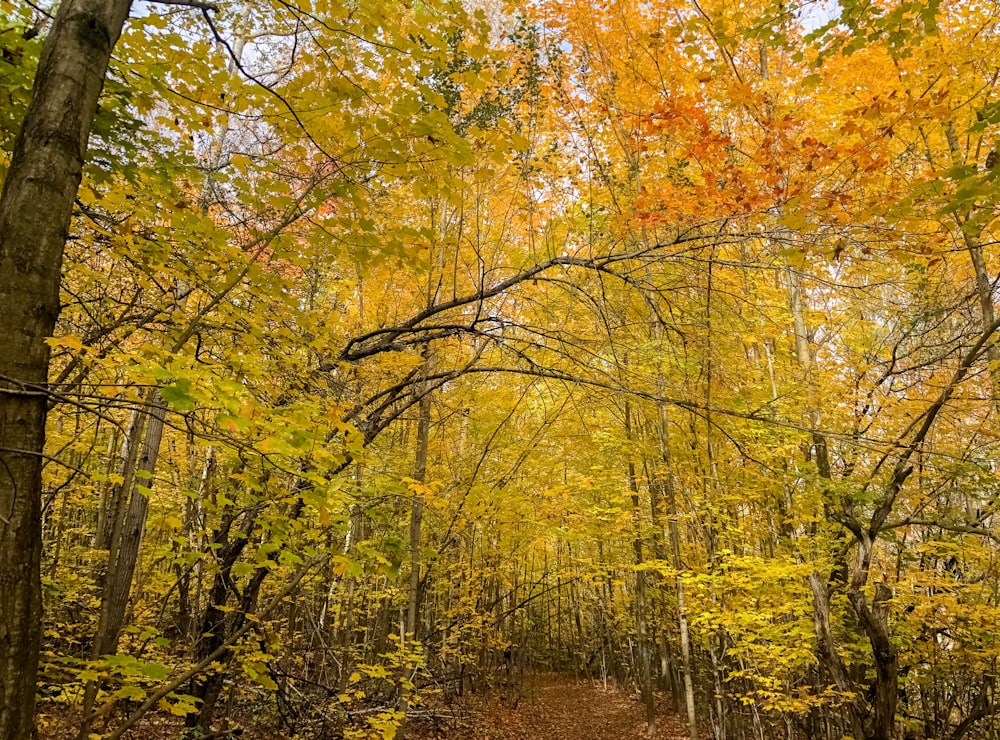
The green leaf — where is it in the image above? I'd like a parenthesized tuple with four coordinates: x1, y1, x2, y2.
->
(161, 379, 196, 411)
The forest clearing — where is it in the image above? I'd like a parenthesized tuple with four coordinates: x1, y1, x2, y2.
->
(2, 0, 1000, 738)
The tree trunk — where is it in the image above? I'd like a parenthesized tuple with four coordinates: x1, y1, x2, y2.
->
(654, 398, 699, 740)
(185, 504, 260, 735)
(78, 390, 165, 739)
(625, 400, 656, 736)
(100, 394, 166, 653)
(787, 265, 877, 739)
(396, 385, 431, 739)
(0, 1, 132, 737)
(407, 390, 431, 640)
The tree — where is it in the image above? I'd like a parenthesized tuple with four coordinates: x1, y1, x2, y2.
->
(0, 1, 132, 736)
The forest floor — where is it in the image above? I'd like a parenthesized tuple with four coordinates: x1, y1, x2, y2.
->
(38, 673, 685, 739)
(413, 673, 688, 740)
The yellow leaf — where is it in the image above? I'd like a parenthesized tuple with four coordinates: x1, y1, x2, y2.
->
(45, 334, 84, 352)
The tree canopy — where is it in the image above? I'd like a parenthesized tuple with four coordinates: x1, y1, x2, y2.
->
(3, 0, 1000, 739)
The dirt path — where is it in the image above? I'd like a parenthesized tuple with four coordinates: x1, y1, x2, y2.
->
(416, 674, 688, 740)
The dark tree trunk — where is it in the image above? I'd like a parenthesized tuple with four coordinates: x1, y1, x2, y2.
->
(0, 1, 131, 737)
(849, 581, 898, 740)
(185, 509, 258, 735)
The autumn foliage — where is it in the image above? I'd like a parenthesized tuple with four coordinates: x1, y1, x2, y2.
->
(2, 0, 1000, 738)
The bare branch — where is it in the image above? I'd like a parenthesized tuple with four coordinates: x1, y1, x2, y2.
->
(145, 0, 218, 10)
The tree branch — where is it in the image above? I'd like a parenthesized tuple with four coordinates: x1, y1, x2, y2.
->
(147, 0, 218, 10)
